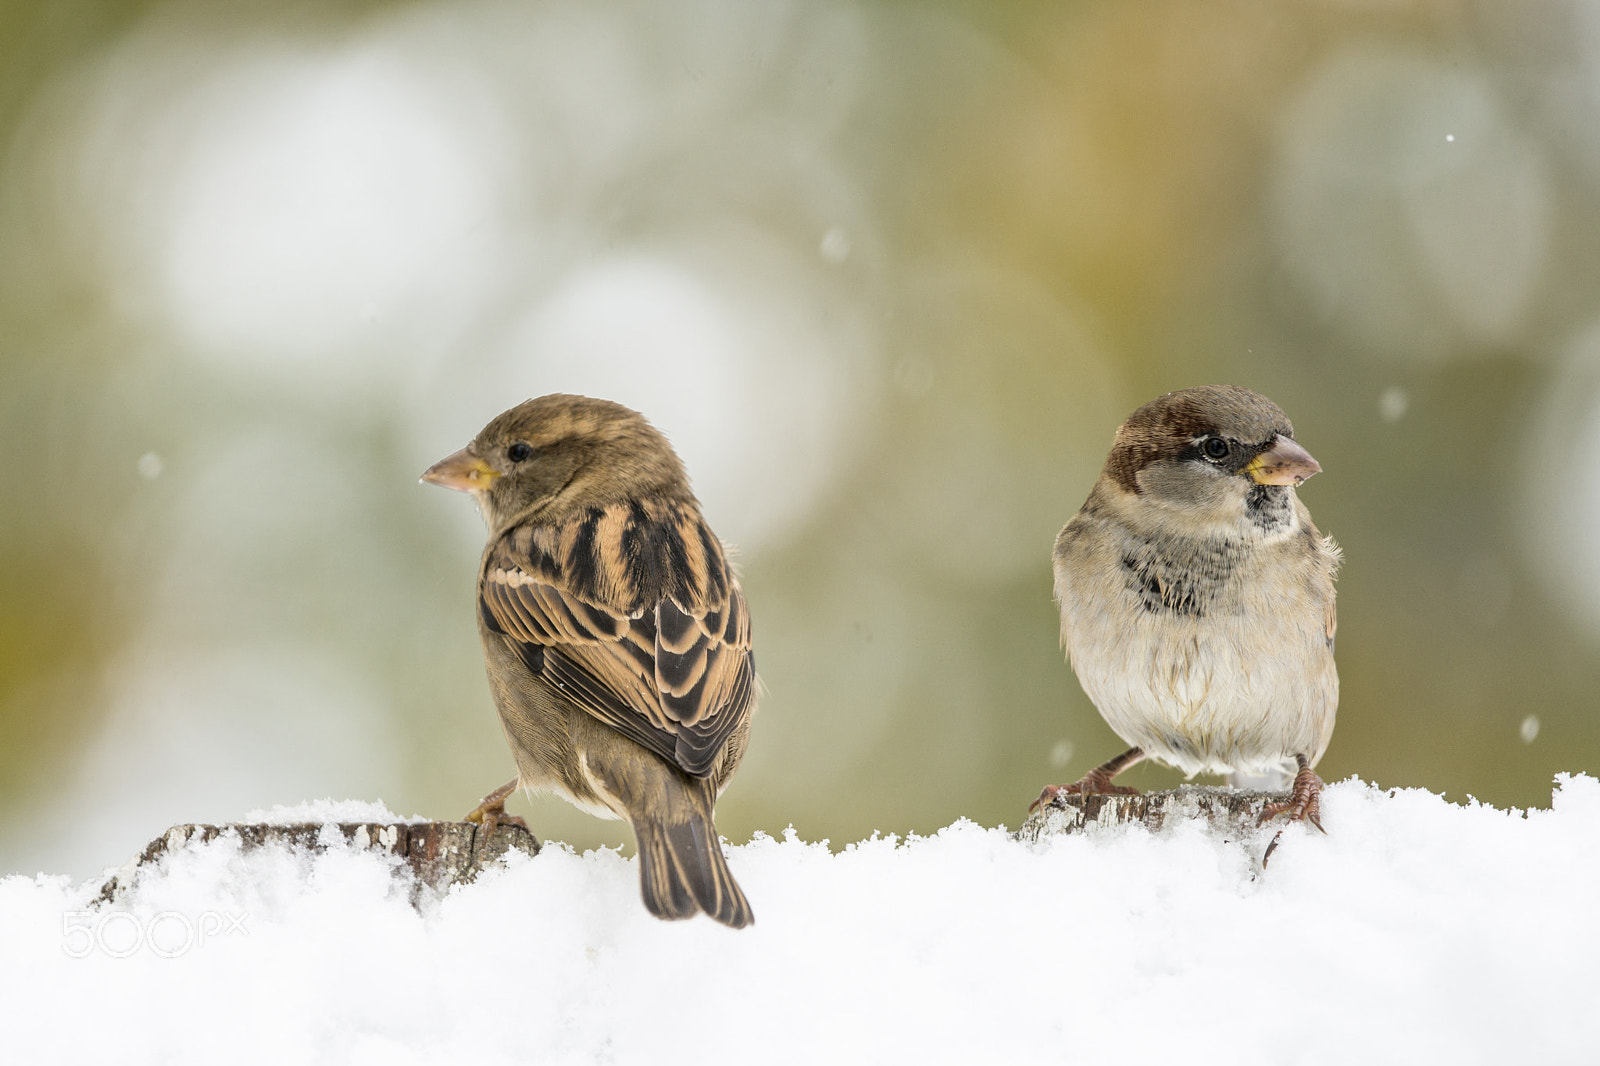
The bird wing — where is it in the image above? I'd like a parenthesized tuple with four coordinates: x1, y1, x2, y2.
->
(478, 502, 754, 778)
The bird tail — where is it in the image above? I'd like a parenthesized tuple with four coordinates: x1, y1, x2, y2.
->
(633, 804, 753, 929)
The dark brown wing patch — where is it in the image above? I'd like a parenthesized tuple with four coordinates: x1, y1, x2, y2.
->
(656, 585, 754, 773)
(479, 499, 753, 777)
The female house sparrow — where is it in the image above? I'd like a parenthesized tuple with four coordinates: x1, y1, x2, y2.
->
(1036, 386, 1340, 828)
(424, 395, 755, 927)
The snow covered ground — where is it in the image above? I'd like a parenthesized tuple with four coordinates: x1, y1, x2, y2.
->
(4, 776, 1597, 1065)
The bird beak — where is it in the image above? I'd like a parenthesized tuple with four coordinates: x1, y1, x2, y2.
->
(421, 448, 500, 493)
(1245, 434, 1321, 486)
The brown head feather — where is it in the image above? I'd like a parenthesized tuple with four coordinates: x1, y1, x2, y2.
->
(1103, 385, 1295, 493)
(467, 394, 694, 535)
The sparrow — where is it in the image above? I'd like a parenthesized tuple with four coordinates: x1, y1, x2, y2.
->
(1034, 385, 1340, 829)
(423, 395, 756, 927)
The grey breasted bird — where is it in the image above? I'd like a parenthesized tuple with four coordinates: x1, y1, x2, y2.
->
(424, 395, 755, 927)
(1036, 385, 1340, 828)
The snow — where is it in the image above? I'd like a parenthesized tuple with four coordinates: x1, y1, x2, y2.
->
(4, 776, 1597, 1064)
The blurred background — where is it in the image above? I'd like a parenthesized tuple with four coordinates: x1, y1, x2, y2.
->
(3, 0, 1599, 878)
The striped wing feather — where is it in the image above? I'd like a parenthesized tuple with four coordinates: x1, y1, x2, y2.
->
(479, 500, 753, 777)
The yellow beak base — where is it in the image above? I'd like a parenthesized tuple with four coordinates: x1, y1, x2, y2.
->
(1246, 434, 1322, 486)
(421, 448, 500, 493)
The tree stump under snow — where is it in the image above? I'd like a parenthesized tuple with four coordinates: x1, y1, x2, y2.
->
(1016, 785, 1288, 844)
(95, 821, 540, 907)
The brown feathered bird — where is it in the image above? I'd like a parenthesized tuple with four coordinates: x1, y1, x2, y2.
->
(423, 395, 755, 927)
(1036, 386, 1340, 828)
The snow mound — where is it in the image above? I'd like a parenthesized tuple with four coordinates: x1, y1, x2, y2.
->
(4, 776, 1597, 1064)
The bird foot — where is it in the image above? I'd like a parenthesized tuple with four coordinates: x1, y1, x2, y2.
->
(1258, 763, 1324, 866)
(464, 779, 528, 846)
(1256, 765, 1325, 832)
(1029, 773, 1141, 814)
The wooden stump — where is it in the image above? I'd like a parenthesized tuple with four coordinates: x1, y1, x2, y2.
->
(95, 821, 541, 907)
(1017, 785, 1288, 845)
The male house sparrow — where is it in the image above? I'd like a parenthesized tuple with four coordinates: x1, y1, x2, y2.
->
(424, 395, 755, 927)
(1036, 386, 1339, 827)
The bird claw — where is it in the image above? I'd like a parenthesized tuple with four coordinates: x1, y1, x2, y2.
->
(469, 806, 530, 835)
(1027, 785, 1063, 815)
(1257, 774, 1323, 827)
(1257, 761, 1325, 868)
(1028, 774, 1141, 814)
(1257, 796, 1320, 828)
(464, 780, 528, 849)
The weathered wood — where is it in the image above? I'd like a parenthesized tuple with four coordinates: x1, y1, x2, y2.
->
(1016, 785, 1288, 844)
(95, 821, 540, 907)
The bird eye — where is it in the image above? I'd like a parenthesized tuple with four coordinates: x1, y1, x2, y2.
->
(507, 442, 533, 463)
(1202, 436, 1230, 461)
